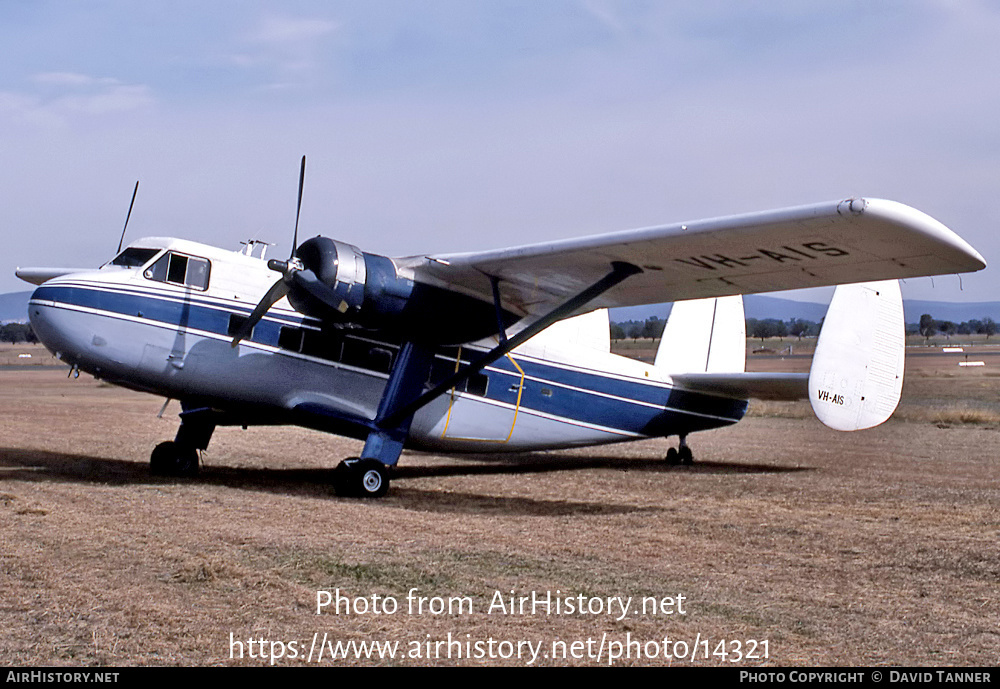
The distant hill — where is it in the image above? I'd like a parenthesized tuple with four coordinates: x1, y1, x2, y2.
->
(3, 288, 998, 327)
(611, 295, 1000, 325)
(0, 291, 31, 323)
(610, 296, 829, 323)
(902, 300, 1000, 324)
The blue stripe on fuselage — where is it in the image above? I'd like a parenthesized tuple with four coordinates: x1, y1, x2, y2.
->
(32, 282, 746, 437)
(468, 353, 746, 435)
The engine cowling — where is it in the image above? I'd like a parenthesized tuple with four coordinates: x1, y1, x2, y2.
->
(278, 236, 517, 344)
(278, 237, 367, 317)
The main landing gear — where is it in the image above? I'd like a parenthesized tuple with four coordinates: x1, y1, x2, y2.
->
(665, 435, 694, 466)
(333, 458, 390, 498)
(150, 403, 395, 496)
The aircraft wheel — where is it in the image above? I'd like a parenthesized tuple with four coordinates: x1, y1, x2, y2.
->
(150, 441, 199, 477)
(357, 459, 390, 498)
(334, 458, 390, 498)
(678, 446, 694, 466)
(665, 447, 680, 465)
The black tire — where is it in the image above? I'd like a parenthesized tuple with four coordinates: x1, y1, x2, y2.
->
(665, 447, 680, 465)
(150, 441, 175, 476)
(679, 446, 693, 466)
(333, 458, 390, 498)
(333, 459, 359, 497)
(150, 441, 200, 477)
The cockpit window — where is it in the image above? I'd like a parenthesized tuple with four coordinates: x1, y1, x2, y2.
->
(144, 252, 211, 290)
(110, 247, 160, 267)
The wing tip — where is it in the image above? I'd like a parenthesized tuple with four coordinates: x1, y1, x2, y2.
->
(855, 198, 987, 272)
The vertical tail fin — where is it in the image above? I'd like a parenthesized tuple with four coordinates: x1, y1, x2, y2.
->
(655, 296, 746, 373)
(809, 280, 904, 431)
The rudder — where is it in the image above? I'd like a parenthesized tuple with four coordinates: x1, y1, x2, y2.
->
(809, 280, 905, 431)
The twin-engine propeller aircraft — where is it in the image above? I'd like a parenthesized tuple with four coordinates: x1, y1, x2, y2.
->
(17, 158, 986, 497)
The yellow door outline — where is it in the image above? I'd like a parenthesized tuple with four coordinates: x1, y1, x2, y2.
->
(440, 345, 524, 443)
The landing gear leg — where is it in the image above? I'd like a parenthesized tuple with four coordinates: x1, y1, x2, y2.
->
(151, 413, 216, 477)
(335, 342, 435, 499)
(678, 435, 693, 465)
(666, 435, 694, 466)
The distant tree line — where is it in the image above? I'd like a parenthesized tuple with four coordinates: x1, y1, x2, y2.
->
(0, 322, 37, 344)
(916, 314, 996, 341)
(610, 316, 665, 341)
(611, 313, 999, 343)
(745, 318, 821, 342)
(609, 316, 823, 342)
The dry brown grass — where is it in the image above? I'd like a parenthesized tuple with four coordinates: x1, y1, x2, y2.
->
(0, 342, 53, 366)
(0, 350, 998, 667)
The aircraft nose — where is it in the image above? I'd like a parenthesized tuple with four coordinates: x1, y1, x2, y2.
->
(26, 285, 77, 365)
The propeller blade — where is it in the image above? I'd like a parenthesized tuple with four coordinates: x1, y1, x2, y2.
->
(117, 180, 140, 254)
(232, 155, 308, 348)
(230, 278, 290, 347)
(290, 155, 306, 260)
(291, 268, 350, 316)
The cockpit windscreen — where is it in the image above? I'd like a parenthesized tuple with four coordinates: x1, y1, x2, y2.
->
(109, 247, 160, 267)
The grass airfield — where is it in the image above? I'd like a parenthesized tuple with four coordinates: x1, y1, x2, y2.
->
(0, 341, 997, 666)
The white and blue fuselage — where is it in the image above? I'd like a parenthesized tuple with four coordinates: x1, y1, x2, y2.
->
(27, 237, 747, 454)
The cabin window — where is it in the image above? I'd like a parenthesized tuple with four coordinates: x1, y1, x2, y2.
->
(275, 326, 405, 376)
(466, 373, 489, 397)
(428, 352, 489, 397)
(110, 247, 160, 267)
(341, 339, 396, 374)
(228, 314, 252, 339)
(302, 329, 344, 361)
(278, 326, 305, 352)
(144, 252, 211, 290)
(167, 254, 188, 283)
(367, 347, 394, 374)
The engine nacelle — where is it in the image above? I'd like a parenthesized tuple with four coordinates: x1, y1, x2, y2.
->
(284, 236, 367, 315)
(281, 236, 517, 344)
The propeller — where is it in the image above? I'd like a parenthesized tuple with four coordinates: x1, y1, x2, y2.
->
(117, 180, 140, 254)
(230, 156, 307, 347)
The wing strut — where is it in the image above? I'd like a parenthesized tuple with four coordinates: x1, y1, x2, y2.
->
(490, 276, 508, 346)
(377, 261, 642, 435)
(358, 260, 640, 467)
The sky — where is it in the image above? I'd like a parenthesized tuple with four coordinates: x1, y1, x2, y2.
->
(2, 1, 998, 304)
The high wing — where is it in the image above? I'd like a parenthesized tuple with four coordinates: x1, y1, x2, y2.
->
(402, 198, 985, 318)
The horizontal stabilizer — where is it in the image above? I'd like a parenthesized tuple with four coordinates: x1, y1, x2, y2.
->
(671, 372, 808, 400)
(808, 280, 905, 431)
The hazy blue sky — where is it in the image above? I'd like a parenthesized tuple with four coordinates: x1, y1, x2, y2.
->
(3, 1, 997, 303)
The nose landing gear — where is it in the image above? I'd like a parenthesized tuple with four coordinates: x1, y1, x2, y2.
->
(150, 441, 200, 477)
